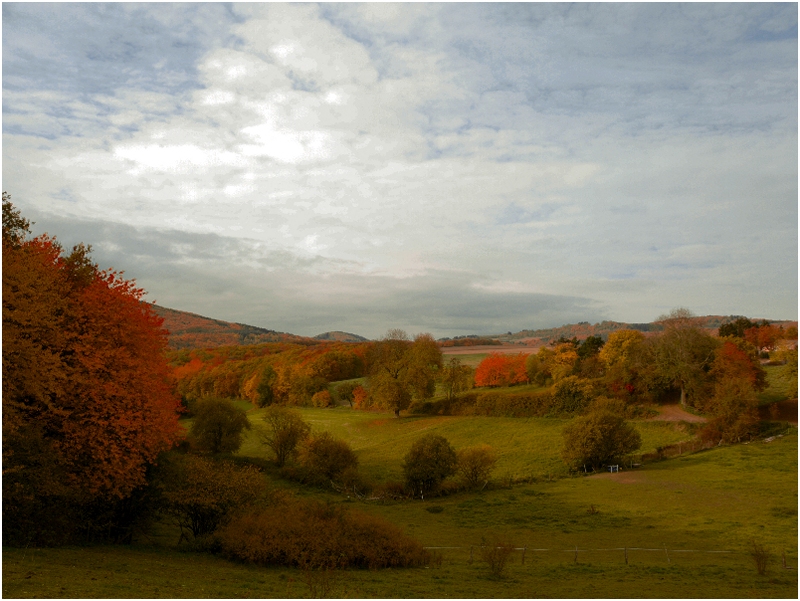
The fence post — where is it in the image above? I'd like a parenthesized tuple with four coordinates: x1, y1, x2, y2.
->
(574, 546, 578, 563)
(521, 547, 526, 565)
(664, 544, 670, 564)
(624, 547, 628, 565)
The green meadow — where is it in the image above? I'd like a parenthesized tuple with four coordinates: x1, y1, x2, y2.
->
(4, 405, 797, 598)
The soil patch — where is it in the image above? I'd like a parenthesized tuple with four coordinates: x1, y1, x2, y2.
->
(647, 404, 707, 423)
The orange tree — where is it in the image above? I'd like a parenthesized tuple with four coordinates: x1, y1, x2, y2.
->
(3, 194, 182, 544)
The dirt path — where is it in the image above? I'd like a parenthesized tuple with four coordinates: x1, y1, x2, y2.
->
(648, 403, 707, 423)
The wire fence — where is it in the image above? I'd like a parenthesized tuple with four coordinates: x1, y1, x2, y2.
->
(421, 544, 796, 568)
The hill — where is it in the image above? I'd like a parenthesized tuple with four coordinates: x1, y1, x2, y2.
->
(314, 330, 369, 342)
(151, 305, 315, 350)
(498, 315, 798, 345)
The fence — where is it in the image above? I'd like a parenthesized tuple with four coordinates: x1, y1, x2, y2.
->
(421, 544, 796, 569)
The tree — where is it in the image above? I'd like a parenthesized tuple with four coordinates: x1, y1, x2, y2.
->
(262, 406, 310, 467)
(456, 444, 497, 489)
(441, 357, 473, 400)
(561, 403, 642, 471)
(652, 309, 719, 407)
(3, 200, 181, 504)
(474, 353, 528, 388)
(367, 330, 442, 417)
(298, 432, 358, 482)
(334, 380, 360, 407)
(551, 376, 594, 413)
(700, 340, 766, 443)
(189, 397, 251, 454)
(718, 317, 756, 339)
(157, 454, 266, 540)
(402, 434, 458, 496)
(577, 335, 605, 359)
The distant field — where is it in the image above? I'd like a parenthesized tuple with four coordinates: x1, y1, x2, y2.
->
(241, 407, 700, 483)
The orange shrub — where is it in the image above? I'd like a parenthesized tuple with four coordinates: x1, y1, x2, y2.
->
(216, 500, 428, 569)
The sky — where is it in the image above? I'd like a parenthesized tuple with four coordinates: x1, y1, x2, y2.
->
(3, 2, 797, 340)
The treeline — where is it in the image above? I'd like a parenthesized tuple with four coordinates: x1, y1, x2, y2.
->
(169, 341, 369, 409)
(448, 311, 798, 444)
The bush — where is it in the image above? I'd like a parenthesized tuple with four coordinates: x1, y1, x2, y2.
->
(551, 376, 594, 414)
(311, 390, 333, 408)
(189, 397, 251, 454)
(215, 499, 429, 569)
(480, 536, 516, 578)
(297, 432, 358, 484)
(457, 444, 497, 489)
(156, 454, 267, 540)
(403, 434, 458, 496)
(262, 406, 311, 467)
(561, 409, 642, 471)
(751, 540, 770, 575)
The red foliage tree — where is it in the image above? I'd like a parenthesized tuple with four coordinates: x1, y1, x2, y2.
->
(474, 353, 529, 388)
(3, 200, 181, 502)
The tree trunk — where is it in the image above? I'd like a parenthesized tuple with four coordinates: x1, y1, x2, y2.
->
(394, 408, 400, 418)
(680, 385, 687, 407)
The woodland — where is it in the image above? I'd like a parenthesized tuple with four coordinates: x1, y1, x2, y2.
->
(2, 192, 798, 598)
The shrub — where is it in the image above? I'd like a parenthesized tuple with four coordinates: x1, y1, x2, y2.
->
(297, 432, 358, 483)
(215, 499, 429, 569)
(352, 385, 370, 410)
(751, 540, 770, 575)
(480, 536, 516, 578)
(311, 390, 333, 408)
(403, 434, 458, 496)
(551, 376, 595, 414)
(262, 406, 311, 467)
(156, 454, 267, 540)
(457, 444, 497, 489)
(189, 397, 251, 454)
(561, 409, 642, 471)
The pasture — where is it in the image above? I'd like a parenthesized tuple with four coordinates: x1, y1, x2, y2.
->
(3, 428, 796, 598)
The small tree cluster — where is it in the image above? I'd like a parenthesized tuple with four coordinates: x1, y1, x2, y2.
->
(189, 397, 251, 454)
(298, 431, 359, 483)
(474, 353, 528, 387)
(261, 406, 311, 467)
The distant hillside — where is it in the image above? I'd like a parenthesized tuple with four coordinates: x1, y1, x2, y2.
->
(151, 305, 315, 350)
(314, 331, 370, 342)
(499, 315, 798, 345)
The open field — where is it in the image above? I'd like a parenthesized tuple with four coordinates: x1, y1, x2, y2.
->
(239, 407, 696, 483)
(4, 429, 796, 598)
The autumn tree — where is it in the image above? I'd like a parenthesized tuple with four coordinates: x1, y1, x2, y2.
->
(262, 406, 310, 467)
(456, 444, 497, 489)
(441, 357, 474, 400)
(367, 330, 442, 417)
(189, 397, 251, 454)
(651, 308, 719, 408)
(474, 353, 528, 387)
(561, 400, 642, 471)
(157, 454, 266, 540)
(700, 340, 767, 444)
(298, 432, 358, 483)
(3, 197, 181, 508)
(402, 434, 458, 496)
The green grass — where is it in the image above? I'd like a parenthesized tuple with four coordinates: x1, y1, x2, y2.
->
(240, 407, 693, 483)
(441, 352, 490, 367)
(4, 431, 797, 598)
(758, 364, 794, 405)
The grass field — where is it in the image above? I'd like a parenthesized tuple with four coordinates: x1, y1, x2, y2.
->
(238, 407, 695, 483)
(5, 395, 797, 598)
(4, 429, 797, 598)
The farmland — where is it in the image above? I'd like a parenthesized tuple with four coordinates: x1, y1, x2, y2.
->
(4, 407, 797, 598)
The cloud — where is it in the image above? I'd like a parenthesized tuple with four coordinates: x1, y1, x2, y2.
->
(3, 3, 797, 337)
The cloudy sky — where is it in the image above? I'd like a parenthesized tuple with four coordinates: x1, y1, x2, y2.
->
(3, 3, 797, 339)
